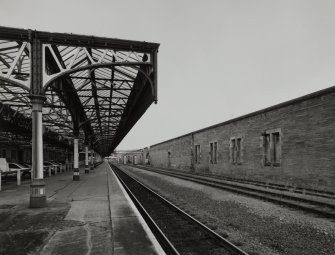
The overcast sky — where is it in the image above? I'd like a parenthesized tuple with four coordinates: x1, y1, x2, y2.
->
(1, 0, 335, 150)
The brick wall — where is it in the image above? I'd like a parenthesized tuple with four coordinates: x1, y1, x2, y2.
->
(150, 135, 193, 171)
(148, 87, 335, 192)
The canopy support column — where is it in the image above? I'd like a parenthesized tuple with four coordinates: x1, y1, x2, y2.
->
(90, 149, 94, 170)
(85, 145, 89, 174)
(29, 95, 46, 208)
(73, 137, 80, 181)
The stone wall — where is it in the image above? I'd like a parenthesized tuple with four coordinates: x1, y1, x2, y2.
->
(148, 87, 335, 192)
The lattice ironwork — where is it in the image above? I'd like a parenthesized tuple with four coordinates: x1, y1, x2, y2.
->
(0, 27, 159, 156)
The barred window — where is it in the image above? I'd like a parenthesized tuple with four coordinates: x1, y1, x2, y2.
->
(195, 144, 201, 164)
(263, 129, 281, 167)
(230, 137, 243, 164)
(209, 141, 218, 164)
(168, 151, 171, 167)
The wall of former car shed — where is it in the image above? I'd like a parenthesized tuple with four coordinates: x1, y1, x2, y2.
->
(111, 150, 144, 165)
(126, 150, 143, 164)
(148, 87, 335, 192)
(150, 135, 193, 171)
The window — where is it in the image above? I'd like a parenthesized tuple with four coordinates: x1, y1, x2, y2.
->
(145, 153, 150, 164)
(209, 141, 217, 164)
(263, 129, 281, 167)
(2, 149, 6, 158)
(195, 144, 201, 164)
(168, 151, 171, 167)
(11, 150, 17, 161)
(230, 137, 243, 164)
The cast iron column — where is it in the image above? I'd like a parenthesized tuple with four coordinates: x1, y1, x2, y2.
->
(29, 95, 46, 208)
(29, 30, 47, 208)
(90, 149, 94, 170)
(84, 145, 89, 174)
(73, 137, 80, 180)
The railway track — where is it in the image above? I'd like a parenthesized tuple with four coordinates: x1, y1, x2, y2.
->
(111, 164, 249, 255)
(129, 165, 335, 219)
(135, 165, 335, 199)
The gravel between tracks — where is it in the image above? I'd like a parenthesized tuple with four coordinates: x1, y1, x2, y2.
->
(120, 165, 335, 255)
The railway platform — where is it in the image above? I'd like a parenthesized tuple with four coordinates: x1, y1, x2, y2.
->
(0, 161, 164, 255)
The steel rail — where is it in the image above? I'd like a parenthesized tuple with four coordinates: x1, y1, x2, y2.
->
(132, 165, 335, 219)
(111, 164, 249, 255)
(151, 167, 335, 199)
(112, 166, 179, 255)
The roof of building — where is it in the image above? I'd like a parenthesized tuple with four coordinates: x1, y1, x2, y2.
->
(151, 85, 335, 148)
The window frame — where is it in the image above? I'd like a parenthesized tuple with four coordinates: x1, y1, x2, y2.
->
(230, 136, 243, 165)
(209, 141, 218, 164)
(168, 151, 171, 167)
(262, 128, 282, 167)
(194, 144, 201, 164)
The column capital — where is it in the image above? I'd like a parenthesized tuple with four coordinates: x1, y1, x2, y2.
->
(28, 94, 46, 103)
(73, 129, 80, 138)
(29, 95, 46, 111)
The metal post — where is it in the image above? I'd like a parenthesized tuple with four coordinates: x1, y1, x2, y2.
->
(17, 170, 21, 186)
(90, 149, 94, 170)
(48, 167, 51, 177)
(0, 171, 2, 191)
(29, 95, 47, 208)
(85, 145, 89, 174)
(73, 137, 80, 181)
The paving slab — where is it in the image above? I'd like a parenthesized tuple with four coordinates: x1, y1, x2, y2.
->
(113, 217, 159, 255)
(0, 162, 165, 255)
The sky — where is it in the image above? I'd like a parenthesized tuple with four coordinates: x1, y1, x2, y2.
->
(1, 0, 335, 150)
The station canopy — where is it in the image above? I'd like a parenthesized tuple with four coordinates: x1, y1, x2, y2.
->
(0, 26, 159, 156)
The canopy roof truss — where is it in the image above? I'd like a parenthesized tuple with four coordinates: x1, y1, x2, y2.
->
(0, 26, 159, 156)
